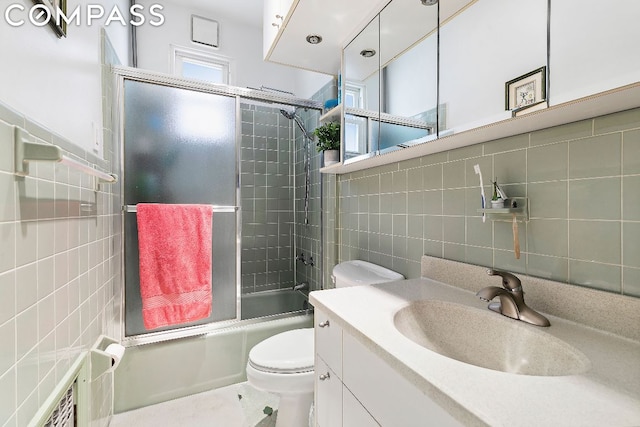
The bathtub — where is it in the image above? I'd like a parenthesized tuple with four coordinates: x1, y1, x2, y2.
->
(114, 301, 313, 413)
(241, 289, 310, 319)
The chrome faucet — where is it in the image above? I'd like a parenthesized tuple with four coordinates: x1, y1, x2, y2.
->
(293, 282, 309, 292)
(476, 269, 550, 327)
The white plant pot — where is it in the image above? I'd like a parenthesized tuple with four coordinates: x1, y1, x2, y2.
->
(323, 149, 339, 166)
(491, 199, 505, 208)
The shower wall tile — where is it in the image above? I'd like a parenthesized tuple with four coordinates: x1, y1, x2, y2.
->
(569, 260, 621, 293)
(527, 142, 567, 182)
(623, 175, 640, 220)
(623, 222, 640, 268)
(529, 120, 592, 147)
(493, 149, 527, 184)
(568, 178, 620, 220)
(443, 160, 466, 189)
(569, 133, 621, 179)
(623, 129, 640, 174)
(527, 219, 568, 257)
(623, 267, 640, 297)
(594, 108, 640, 134)
(466, 216, 491, 247)
(572, 215, 619, 266)
(526, 254, 568, 282)
(332, 107, 640, 297)
(528, 181, 567, 219)
(484, 133, 529, 154)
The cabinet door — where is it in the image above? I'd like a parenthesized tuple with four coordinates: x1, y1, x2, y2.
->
(315, 309, 343, 378)
(316, 358, 342, 427)
(550, 0, 640, 105)
(342, 332, 463, 427)
(343, 386, 379, 427)
(263, 0, 282, 58)
(263, 0, 296, 59)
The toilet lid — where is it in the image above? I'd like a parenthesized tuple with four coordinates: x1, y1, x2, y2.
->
(248, 328, 315, 373)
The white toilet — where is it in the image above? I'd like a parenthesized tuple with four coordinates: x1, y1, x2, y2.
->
(246, 260, 404, 427)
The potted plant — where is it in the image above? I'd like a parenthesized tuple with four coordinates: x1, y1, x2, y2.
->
(313, 122, 340, 166)
(491, 179, 505, 208)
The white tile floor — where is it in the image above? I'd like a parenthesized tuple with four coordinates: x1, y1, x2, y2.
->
(110, 382, 279, 427)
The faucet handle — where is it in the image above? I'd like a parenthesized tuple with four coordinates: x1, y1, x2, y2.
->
(487, 269, 522, 292)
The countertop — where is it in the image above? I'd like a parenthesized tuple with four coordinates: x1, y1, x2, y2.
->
(309, 278, 640, 427)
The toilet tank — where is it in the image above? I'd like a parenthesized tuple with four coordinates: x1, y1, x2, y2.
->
(332, 260, 404, 288)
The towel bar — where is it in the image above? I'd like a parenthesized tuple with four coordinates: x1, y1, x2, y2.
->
(14, 126, 118, 183)
(123, 205, 238, 213)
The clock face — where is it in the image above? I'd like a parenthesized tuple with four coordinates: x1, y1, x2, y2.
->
(515, 81, 536, 108)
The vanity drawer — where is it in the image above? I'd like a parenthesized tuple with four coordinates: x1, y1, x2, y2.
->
(315, 357, 342, 427)
(315, 309, 343, 378)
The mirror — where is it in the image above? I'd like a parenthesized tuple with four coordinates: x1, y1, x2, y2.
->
(343, 15, 380, 162)
(338, 0, 640, 169)
(439, 0, 547, 133)
(342, 0, 439, 162)
(378, 0, 438, 152)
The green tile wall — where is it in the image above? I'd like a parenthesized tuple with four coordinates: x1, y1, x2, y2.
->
(240, 103, 295, 294)
(332, 107, 640, 297)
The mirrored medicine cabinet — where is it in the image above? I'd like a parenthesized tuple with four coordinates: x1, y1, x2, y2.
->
(333, 0, 640, 171)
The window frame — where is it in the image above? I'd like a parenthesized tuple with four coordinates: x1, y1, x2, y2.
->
(170, 44, 235, 86)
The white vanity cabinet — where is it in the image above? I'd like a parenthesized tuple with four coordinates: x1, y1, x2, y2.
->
(314, 309, 463, 427)
(263, 0, 388, 74)
(314, 308, 343, 427)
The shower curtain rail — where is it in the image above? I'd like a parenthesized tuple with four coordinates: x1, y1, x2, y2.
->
(123, 205, 239, 213)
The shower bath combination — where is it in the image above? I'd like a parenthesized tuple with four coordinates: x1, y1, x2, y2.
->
(280, 107, 314, 225)
(118, 67, 324, 344)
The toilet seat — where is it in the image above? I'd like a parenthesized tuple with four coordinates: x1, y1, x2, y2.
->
(248, 328, 314, 373)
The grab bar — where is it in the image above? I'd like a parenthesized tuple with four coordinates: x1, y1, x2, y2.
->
(123, 205, 239, 213)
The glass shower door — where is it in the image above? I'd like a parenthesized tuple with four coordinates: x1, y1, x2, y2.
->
(122, 79, 238, 337)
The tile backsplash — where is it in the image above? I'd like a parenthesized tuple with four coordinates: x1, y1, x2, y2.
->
(333, 107, 640, 298)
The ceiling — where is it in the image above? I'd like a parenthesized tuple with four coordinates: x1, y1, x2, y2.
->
(163, 0, 264, 28)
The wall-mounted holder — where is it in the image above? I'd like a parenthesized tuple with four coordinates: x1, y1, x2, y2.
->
(13, 126, 118, 184)
(89, 335, 125, 382)
(477, 197, 529, 222)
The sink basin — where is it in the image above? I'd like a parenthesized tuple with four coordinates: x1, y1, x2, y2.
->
(394, 300, 590, 376)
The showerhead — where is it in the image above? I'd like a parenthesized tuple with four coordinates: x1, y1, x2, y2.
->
(421, 0, 438, 5)
(280, 108, 296, 120)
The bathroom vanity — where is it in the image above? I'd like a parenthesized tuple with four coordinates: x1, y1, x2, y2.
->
(310, 257, 640, 426)
(315, 307, 462, 426)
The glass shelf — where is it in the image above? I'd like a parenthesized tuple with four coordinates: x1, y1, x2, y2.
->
(319, 105, 342, 123)
(477, 197, 529, 221)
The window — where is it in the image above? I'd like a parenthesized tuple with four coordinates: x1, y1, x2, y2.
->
(344, 83, 368, 157)
(344, 83, 365, 109)
(171, 45, 233, 85)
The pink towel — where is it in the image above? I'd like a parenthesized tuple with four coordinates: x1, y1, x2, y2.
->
(137, 203, 213, 330)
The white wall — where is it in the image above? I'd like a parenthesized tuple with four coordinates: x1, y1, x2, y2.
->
(294, 72, 334, 100)
(136, 0, 322, 97)
(0, 0, 130, 155)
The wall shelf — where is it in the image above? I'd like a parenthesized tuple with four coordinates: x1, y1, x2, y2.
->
(320, 82, 640, 175)
(477, 197, 529, 222)
(320, 105, 342, 123)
